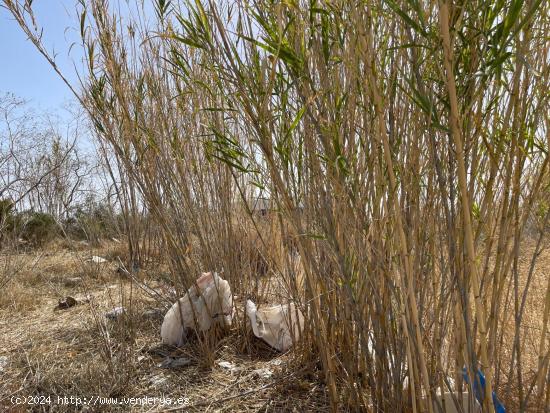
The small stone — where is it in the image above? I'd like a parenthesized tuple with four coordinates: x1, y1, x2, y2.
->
(0, 356, 8, 372)
(105, 306, 126, 320)
(57, 296, 77, 309)
(64, 277, 83, 287)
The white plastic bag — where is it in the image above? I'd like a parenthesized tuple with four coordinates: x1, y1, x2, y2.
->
(427, 391, 481, 413)
(246, 299, 304, 352)
(161, 272, 233, 346)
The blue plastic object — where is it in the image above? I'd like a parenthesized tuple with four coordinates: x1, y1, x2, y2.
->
(462, 368, 506, 413)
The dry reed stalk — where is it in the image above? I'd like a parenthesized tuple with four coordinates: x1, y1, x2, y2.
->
(3, 0, 549, 411)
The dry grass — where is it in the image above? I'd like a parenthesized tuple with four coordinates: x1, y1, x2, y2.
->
(0, 241, 331, 412)
(0, 234, 547, 412)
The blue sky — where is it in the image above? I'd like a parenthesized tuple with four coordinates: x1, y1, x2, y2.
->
(0, 1, 82, 116)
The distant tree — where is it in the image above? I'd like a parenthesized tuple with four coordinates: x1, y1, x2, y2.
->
(1, 93, 94, 221)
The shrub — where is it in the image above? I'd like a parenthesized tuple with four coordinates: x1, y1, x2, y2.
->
(0, 199, 14, 221)
(19, 211, 59, 246)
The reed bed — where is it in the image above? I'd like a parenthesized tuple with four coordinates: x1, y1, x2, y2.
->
(3, 0, 549, 411)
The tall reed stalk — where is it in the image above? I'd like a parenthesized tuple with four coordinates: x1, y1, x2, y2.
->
(4, 0, 549, 410)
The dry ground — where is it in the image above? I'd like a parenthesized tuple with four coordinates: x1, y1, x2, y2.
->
(0, 238, 547, 412)
(0, 241, 328, 412)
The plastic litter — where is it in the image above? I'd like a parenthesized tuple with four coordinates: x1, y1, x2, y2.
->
(253, 368, 274, 379)
(422, 391, 481, 413)
(161, 272, 233, 347)
(105, 306, 126, 320)
(246, 299, 304, 352)
(462, 368, 506, 413)
(217, 360, 240, 372)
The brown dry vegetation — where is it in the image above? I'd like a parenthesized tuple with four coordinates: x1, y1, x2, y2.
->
(0, 240, 328, 412)
(1, 0, 549, 411)
(0, 233, 547, 412)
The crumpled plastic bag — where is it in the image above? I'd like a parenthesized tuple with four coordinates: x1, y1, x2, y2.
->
(462, 368, 505, 413)
(161, 272, 233, 346)
(246, 299, 304, 352)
